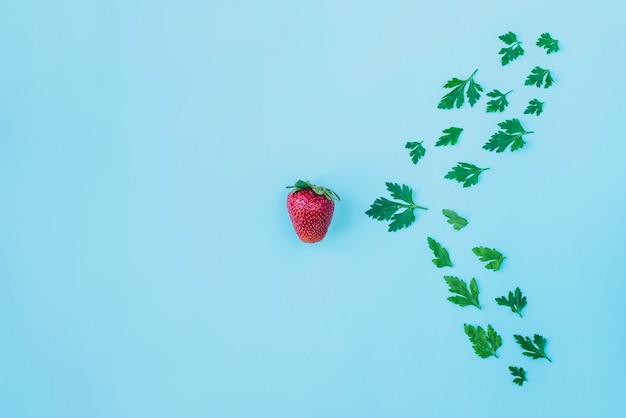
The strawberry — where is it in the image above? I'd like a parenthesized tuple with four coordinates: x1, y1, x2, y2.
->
(286, 180, 340, 243)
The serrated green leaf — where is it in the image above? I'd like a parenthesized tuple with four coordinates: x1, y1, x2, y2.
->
(442, 209, 468, 230)
(472, 246, 505, 271)
(524, 98, 544, 116)
(405, 141, 426, 164)
(498, 32, 524, 65)
(509, 366, 527, 386)
(444, 276, 480, 308)
(514, 334, 552, 361)
(486, 89, 513, 113)
(483, 118, 534, 153)
(525, 66, 554, 88)
(536, 32, 560, 54)
(427, 237, 453, 268)
(438, 69, 483, 109)
(444, 162, 489, 187)
(495, 287, 527, 317)
(435, 127, 463, 147)
(464, 324, 502, 359)
(365, 183, 427, 232)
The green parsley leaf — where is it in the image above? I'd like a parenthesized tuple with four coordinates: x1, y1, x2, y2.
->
(536, 33, 560, 54)
(442, 209, 468, 230)
(514, 334, 552, 362)
(437, 69, 483, 109)
(405, 141, 426, 164)
(435, 127, 463, 147)
(498, 32, 525, 65)
(525, 66, 554, 88)
(483, 118, 534, 153)
(444, 276, 480, 309)
(495, 287, 527, 317)
(524, 98, 545, 116)
(509, 366, 527, 386)
(365, 183, 428, 232)
(427, 237, 453, 268)
(444, 162, 489, 187)
(464, 324, 502, 359)
(486, 89, 513, 113)
(472, 246, 505, 271)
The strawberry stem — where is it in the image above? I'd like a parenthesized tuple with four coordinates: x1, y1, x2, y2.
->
(286, 180, 341, 201)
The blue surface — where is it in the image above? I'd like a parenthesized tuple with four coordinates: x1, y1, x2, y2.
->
(2, 1, 626, 417)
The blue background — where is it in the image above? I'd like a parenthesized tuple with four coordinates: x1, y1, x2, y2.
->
(2, 1, 626, 417)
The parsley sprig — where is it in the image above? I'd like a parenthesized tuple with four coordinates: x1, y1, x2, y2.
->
(442, 209, 468, 230)
(444, 276, 480, 309)
(435, 127, 463, 147)
(525, 66, 554, 88)
(536, 33, 560, 54)
(365, 183, 428, 232)
(427, 237, 453, 268)
(524, 99, 545, 116)
(472, 246, 505, 271)
(445, 162, 489, 187)
(483, 118, 534, 153)
(509, 366, 527, 386)
(405, 141, 426, 164)
(464, 324, 502, 359)
(486, 89, 513, 113)
(498, 32, 524, 65)
(438, 69, 483, 109)
(514, 334, 552, 361)
(495, 287, 527, 317)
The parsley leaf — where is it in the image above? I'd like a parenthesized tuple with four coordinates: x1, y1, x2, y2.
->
(495, 287, 527, 317)
(509, 366, 527, 386)
(444, 162, 489, 187)
(525, 66, 554, 88)
(483, 118, 534, 153)
(536, 33, 560, 54)
(405, 141, 426, 164)
(444, 276, 480, 309)
(365, 183, 428, 232)
(498, 32, 525, 65)
(472, 246, 505, 271)
(442, 209, 468, 230)
(514, 334, 552, 362)
(437, 69, 483, 109)
(427, 237, 453, 268)
(524, 98, 545, 116)
(435, 127, 463, 147)
(464, 324, 502, 359)
(486, 89, 513, 113)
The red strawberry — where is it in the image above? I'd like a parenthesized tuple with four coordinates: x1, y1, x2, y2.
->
(286, 180, 340, 243)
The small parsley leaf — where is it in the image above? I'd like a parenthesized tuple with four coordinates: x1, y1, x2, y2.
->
(498, 32, 525, 65)
(464, 324, 502, 359)
(427, 237, 453, 268)
(442, 209, 468, 231)
(514, 334, 552, 362)
(444, 162, 489, 188)
(438, 69, 483, 109)
(524, 99, 545, 116)
(536, 33, 560, 54)
(509, 366, 527, 386)
(495, 287, 527, 317)
(435, 127, 463, 147)
(405, 141, 426, 164)
(472, 246, 505, 271)
(483, 118, 534, 153)
(444, 276, 480, 309)
(486, 89, 513, 113)
(525, 66, 554, 88)
(365, 183, 428, 232)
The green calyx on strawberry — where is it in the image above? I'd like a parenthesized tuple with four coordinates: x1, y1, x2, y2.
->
(286, 180, 340, 243)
